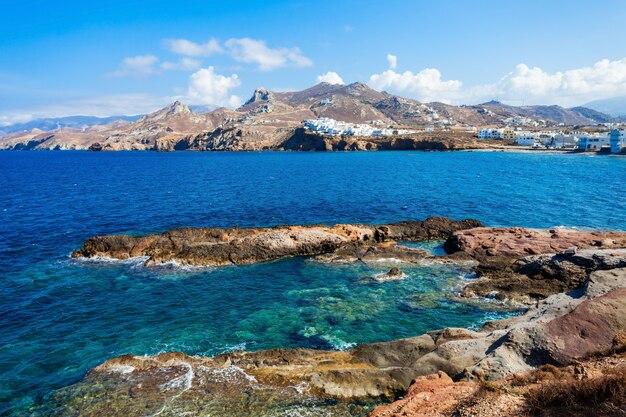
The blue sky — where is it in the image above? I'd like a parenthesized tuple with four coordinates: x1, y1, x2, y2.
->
(1, 0, 626, 124)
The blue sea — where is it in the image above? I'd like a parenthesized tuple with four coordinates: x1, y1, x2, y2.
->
(0, 150, 625, 415)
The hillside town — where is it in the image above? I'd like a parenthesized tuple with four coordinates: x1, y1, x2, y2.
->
(304, 117, 419, 137)
(478, 126, 626, 153)
(302, 115, 626, 154)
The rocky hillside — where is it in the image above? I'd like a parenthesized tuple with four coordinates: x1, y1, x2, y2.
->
(0, 83, 615, 151)
(478, 100, 614, 125)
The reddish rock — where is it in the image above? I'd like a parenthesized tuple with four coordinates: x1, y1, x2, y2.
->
(368, 372, 478, 417)
(444, 227, 626, 259)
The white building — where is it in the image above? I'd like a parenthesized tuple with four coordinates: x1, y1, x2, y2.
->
(515, 131, 535, 146)
(304, 118, 414, 137)
(611, 129, 626, 154)
(478, 128, 502, 139)
(576, 134, 611, 151)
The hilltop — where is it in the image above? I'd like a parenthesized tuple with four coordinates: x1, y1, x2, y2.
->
(0, 82, 616, 151)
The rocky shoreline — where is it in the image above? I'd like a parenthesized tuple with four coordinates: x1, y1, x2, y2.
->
(54, 218, 626, 416)
(71, 217, 483, 267)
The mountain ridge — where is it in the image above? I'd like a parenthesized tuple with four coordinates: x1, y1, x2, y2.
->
(0, 82, 618, 151)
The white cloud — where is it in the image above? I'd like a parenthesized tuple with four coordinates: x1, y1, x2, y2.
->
(225, 38, 313, 71)
(316, 71, 344, 85)
(160, 57, 202, 71)
(164, 38, 222, 57)
(386, 54, 397, 70)
(493, 59, 626, 105)
(107, 54, 202, 77)
(106, 55, 160, 77)
(369, 68, 462, 103)
(368, 56, 626, 106)
(187, 66, 241, 107)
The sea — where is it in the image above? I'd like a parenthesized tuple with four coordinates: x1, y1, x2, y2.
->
(0, 150, 625, 415)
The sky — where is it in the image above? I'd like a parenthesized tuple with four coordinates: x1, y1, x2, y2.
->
(1, 0, 626, 125)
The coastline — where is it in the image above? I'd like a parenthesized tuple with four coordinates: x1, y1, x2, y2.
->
(3, 151, 625, 417)
(38, 219, 626, 416)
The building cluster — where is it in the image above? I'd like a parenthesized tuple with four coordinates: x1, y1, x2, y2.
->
(304, 118, 417, 137)
(478, 127, 626, 153)
(502, 116, 542, 127)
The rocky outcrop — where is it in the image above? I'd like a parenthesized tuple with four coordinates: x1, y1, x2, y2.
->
(72, 217, 483, 267)
(368, 372, 478, 417)
(444, 227, 626, 258)
(63, 221, 626, 415)
(372, 267, 406, 282)
(369, 348, 626, 417)
(279, 128, 500, 152)
(442, 228, 626, 302)
(45, 265, 626, 416)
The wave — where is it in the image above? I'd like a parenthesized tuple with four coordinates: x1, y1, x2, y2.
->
(70, 255, 216, 272)
(71, 255, 150, 268)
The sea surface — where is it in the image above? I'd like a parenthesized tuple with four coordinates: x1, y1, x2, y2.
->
(0, 150, 625, 415)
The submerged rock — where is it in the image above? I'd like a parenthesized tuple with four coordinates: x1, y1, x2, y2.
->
(44, 267, 626, 416)
(373, 267, 406, 282)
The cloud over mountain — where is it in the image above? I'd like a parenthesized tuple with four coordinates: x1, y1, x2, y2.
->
(187, 66, 241, 107)
(368, 56, 626, 106)
(316, 71, 344, 85)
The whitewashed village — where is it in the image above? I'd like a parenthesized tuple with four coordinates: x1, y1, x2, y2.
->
(303, 115, 626, 154)
(476, 127, 626, 153)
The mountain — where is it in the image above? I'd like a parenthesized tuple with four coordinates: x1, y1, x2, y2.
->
(476, 101, 614, 125)
(584, 96, 626, 117)
(0, 114, 142, 136)
(0, 82, 617, 151)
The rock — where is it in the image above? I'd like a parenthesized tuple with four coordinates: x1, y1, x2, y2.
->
(72, 217, 482, 267)
(445, 228, 626, 303)
(314, 241, 434, 265)
(562, 246, 577, 256)
(373, 267, 406, 282)
(444, 227, 626, 259)
(368, 372, 478, 417)
(44, 267, 626, 416)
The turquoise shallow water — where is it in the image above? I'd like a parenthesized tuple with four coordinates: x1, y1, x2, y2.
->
(0, 150, 625, 415)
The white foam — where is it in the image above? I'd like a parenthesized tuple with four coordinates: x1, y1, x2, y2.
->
(372, 271, 407, 282)
(71, 255, 149, 267)
(202, 365, 258, 385)
(151, 259, 216, 272)
(159, 362, 194, 392)
(552, 225, 608, 232)
(288, 381, 310, 395)
(107, 364, 135, 374)
(219, 342, 248, 354)
(370, 257, 405, 263)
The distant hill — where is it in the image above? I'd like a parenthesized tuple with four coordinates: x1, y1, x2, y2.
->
(477, 101, 614, 125)
(0, 82, 618, 151)
(584, 96, 626, 117)
(0, 115, 143, 136)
